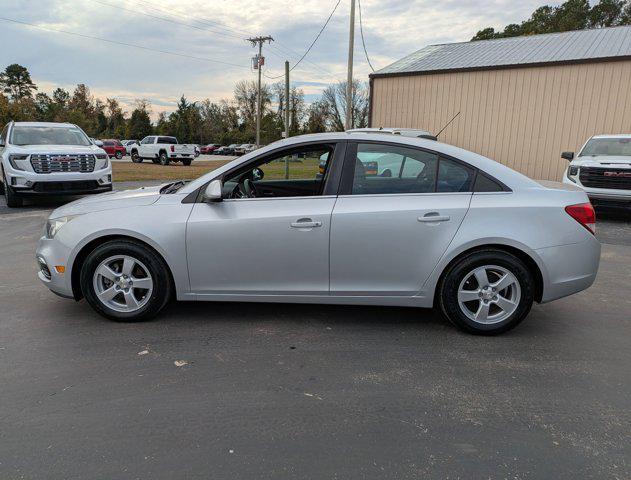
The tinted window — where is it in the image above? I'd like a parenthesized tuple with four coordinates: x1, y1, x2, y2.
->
(103, 141, 115, 146)
(437, 158, 475, 192)
(158, 137, 178, 144)
(474, 172, 505, 192)
(351, 143, 438, 195)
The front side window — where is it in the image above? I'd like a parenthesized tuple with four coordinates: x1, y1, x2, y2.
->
(222, 144, 334, 199)
(351, 143, 438, 195)
(10, 125, 91, 146)
(140, 136, 154, 145)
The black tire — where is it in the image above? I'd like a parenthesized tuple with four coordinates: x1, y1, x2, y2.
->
(159, 151, 169, 166)
(4, 171, 23, 207)
(182, 158, 192, 166)
(152, 158, 159, 164)
(115, 151, 123, 159)
(80, 240, 172, 322)
(131, 150, 142, 163)
(0, 174, 5, 195)
(438, 249, 534, 335)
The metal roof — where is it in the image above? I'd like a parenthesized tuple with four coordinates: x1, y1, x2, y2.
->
(372, 25, 631, 77)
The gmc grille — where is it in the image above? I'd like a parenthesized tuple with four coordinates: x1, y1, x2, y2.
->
(30, 154, 96, 174)
(579, 167, 631, 190)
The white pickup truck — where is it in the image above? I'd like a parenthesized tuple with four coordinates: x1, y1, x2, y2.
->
(130, 135, 196, 166)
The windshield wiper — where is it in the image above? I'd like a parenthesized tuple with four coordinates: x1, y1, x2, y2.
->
(161, 180, 186, 194)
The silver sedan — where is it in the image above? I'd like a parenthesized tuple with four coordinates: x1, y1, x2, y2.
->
(36, 133, 600, 334)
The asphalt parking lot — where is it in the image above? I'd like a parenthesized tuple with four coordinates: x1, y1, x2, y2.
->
(1, 187, 630, 479)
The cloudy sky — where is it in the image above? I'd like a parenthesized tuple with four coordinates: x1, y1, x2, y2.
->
(0, 0, 546, 118)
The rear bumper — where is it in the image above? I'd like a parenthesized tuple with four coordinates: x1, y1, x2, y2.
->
(536, 237, 601, 303)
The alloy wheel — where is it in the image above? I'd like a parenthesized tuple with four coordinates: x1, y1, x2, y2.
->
(93, 255, 153, 313)
(457, 265, 521, 325)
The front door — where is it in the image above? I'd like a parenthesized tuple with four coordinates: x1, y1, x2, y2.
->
(330, 142, 474, 296)
(186, 142, 343, 296)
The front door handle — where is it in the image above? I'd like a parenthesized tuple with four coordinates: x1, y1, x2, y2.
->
(291, 219, 322, 229)
(418, 213, 450, 223)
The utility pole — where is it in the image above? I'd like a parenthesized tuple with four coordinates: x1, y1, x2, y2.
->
(284, 60, 290, 179)
(247, 35, 274, 147)
(345, 0, 356, 131)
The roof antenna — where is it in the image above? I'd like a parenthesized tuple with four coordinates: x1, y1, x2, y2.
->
(436, 111, 461, 138)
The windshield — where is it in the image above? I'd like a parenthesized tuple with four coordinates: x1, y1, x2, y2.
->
(10, 125, 92, 146)
(580, 138, 631, 157)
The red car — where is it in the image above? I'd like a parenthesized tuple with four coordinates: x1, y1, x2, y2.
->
(101, 139, 126, 159)
(199, 144, 220, 154)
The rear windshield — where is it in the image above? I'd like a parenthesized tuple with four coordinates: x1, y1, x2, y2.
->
(10, 125, 91, 146)
(580, 138, 631, 156)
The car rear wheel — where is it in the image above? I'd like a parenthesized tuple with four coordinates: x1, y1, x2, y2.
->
(159, 152, 170, 166)
(182, 158, 192, 166)
(80, 240, 172, 322)
(115, 151, 123, 159)
(131, 151, 142, 163)
(439, 249, 534, 335)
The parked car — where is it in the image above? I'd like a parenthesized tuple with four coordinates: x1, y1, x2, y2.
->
(213, 146, 228, 155)
(129, 136, 195, 165)
(221, 144, 239, 156)
(235, 144, 256, 156)
(101, 139, 126, 159)
(36, 132, 600, 334)
(562, 134, 631, 205)
(200, 144, 220, 154)
(0, 121, 112, 208)
(121, 140, 139, 155)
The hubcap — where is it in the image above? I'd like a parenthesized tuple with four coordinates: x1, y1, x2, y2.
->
(457, 265, 521, 325)
(93, 255, 153, 313)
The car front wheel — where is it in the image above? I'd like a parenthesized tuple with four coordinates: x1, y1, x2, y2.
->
(131, 151, 142, 163)
(439, 249, 534, 335)
(80, 240, 172, 321)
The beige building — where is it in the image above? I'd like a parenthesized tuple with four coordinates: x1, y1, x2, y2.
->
(369, 26, 631, 181)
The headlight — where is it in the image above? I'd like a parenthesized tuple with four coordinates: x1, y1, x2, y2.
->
(8, 154, 29, 171)
(95, 153, 109, 169)
(45, 215, 78, 239)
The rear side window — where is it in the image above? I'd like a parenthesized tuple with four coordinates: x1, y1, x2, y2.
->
(158, 136, 178, 144)
(351, 143, 438, 195)
(437, 158, 475, 192)
(474, 172, 505, 192)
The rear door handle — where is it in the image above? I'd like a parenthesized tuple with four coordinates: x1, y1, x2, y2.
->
(418, 213, 450, 223)
(291, 219, 322, 229)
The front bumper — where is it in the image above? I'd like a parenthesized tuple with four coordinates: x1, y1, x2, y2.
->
(6, 166, 112, 196)
(36, 236, 75, 299)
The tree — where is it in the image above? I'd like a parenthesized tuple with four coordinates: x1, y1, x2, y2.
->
(472, 0, 631, 41)
(320, 80, 369, 131)
(303, 101, 328, 133)
(589, 0, 625, 26)
(0, 64, 37, 100)
(126, 99, 153, 140)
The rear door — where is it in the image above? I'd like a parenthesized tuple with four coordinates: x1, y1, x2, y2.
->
(330, 141, 474, 296)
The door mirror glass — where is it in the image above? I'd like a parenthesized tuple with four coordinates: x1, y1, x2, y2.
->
(203, 179, 223, 202)
(252, 167, 264, 181)
(561, 151, 574, 161)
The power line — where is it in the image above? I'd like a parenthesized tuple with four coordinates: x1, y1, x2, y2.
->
(357, 0, 375, 72)
(0, 16, 249, 69)
(264, 0, 342, 80)
(132, 0, 343, 81)
(88, 0, 244, 41)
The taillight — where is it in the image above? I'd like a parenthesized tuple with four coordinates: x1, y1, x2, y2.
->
(565, 202, 596, 235)
(170, 145, 175, 152)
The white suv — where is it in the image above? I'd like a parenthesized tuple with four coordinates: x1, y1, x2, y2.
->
(0, 122, 112, 207)
(562, 134, 631, 205)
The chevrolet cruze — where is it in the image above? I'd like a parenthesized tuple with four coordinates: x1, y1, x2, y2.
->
(36, 133, 601, 334)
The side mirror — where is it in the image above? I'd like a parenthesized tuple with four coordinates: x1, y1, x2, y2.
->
(203, 179, 223, 202)
(252, 167, 264, 181)
(561, 151, 574, 161)
(95, 140, 104, 147)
